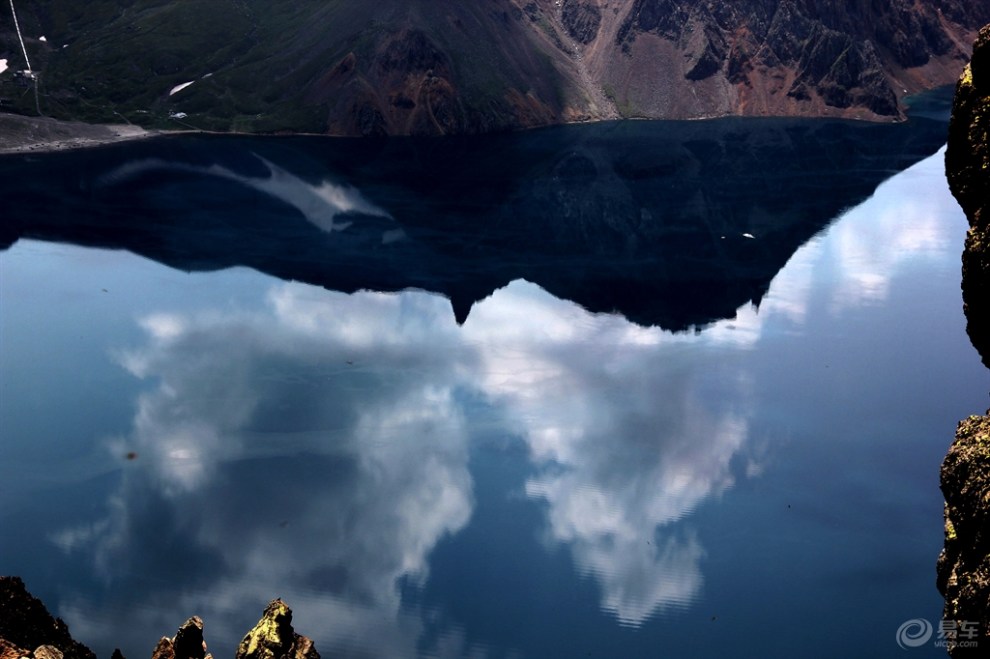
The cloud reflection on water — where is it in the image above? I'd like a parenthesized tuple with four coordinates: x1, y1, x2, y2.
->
(51, 277, 757, 653)
(826, 148, 958, 314)
(41, 148, 966, 655)
(463, 281, 751, 625)
(692, 146, 961, 344)
(58, 288, 475, 656)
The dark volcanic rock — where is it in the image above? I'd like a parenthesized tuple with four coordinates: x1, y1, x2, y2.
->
(789, 29, 897, 114)
(562, 0, 601, 45)
(683, 26, 728, 81)
(947, 24, 990, 368)
(0, 577, 96, 659)
(937, 414, 990, 657)
(624, 0, 690, 40)
(151, 617, 211, 659)
(941, 22, 990, 659)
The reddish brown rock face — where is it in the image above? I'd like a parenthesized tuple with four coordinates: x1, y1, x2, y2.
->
(599, 0, 986, 120)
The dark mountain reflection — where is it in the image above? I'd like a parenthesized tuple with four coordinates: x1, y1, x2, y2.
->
(0, 90, 950, 330)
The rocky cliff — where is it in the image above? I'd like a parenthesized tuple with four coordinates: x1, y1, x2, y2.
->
(602, 0, 987, 120)
(0, 577, 96, 659)
(940, 23, 990, 659)
(938, 414, 990, 658)
(1, 0, 987, 135)
(946, 23, 990, 369)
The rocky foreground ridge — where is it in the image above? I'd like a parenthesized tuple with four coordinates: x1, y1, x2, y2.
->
(1, 0, 988, 135)
(0, 577, 317, 659)
(940, 23, 990, 659)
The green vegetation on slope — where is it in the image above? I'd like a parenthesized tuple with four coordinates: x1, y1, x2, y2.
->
(0, 0, 571, 134)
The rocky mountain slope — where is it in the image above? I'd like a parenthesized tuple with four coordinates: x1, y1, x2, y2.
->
(1, 0, 987, 135)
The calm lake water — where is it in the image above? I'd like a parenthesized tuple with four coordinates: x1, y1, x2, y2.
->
(2, 95, 988, 658)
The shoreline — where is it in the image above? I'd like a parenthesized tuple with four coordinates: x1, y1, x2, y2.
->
(0, 113, 161, 155)
(0, 90, 950, 156)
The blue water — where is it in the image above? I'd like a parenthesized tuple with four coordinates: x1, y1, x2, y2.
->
(1, 105, 987, 658)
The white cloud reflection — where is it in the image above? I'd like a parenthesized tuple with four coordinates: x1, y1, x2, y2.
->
(826, 147, 958, 313)
(465, 280, 750, 624)
(54, 276, 756, 653)
(58, 287, 475, 657)
(701, 146, 963, 346)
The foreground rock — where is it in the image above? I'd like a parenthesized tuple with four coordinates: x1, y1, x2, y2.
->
(148, 600, 319, 659)
(0, 576, 97, 659)
(941, 22, 990, 658)
(152, 599, 319, 659)
(234, 600, 318, 659)
(937, 415, 990, 657)
(150, 617, 211, 659)
(0, 578, 318, 659)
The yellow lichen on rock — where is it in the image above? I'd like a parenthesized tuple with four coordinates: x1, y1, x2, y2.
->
(937, 412, 990, 657)
(235, 600, 318, 659)
(243, 602, 286, 659)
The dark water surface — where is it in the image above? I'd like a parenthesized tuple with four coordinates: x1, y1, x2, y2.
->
(2, 96, 988, 658)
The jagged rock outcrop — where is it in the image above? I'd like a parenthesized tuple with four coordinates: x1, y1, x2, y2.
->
(234, 600, 318, 659)
(937, 414, 990, 658)
(940, 23, 990, 659)
(144, 600, 319, 659)
(0, 577, 97, 659)
(1, 0, 987, 134)
(151, 617, 211, 659)
(561, 1, 603, 45)
(146, 600, 318, 659)
(0, 579, 318, 659)
(606, 0, 985, 120)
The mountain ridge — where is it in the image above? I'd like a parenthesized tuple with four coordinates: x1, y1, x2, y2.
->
(0, 0, 987, 135)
